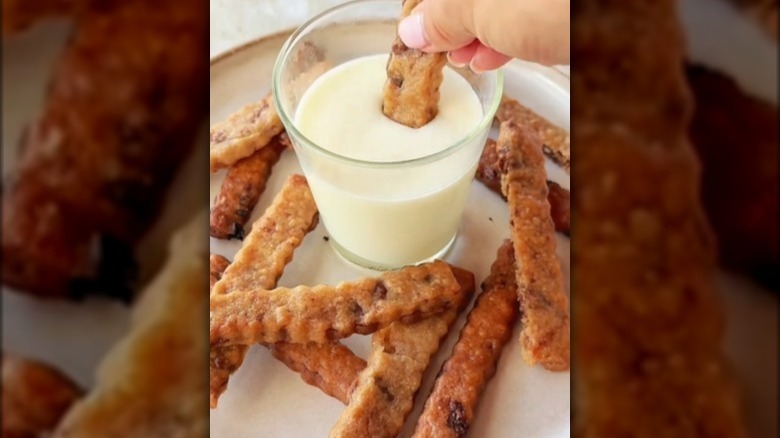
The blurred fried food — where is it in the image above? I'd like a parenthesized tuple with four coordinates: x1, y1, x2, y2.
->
(687, 64, 778, 288)
(2, 354, 82, 437)
(53, 212, 208, 437)
(572, 0, 746, 434)
(1, 0, 208, 299)
(726, 0, 777, 40)
(497, 120, 570, 371)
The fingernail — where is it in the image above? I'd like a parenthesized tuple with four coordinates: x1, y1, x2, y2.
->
(398, 14, 429, 49)
(469, 62, 485, 75)
(447, 52, 467, 68)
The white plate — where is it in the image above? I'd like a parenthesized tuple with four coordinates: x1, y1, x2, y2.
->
(209, 32, 571, 437)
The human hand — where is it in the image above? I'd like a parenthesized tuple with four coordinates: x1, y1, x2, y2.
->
(397, 0, 570, 71)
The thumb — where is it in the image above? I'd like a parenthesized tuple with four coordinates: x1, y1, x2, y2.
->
(398, 0, 475, 52)
(399, 0, 570, 66)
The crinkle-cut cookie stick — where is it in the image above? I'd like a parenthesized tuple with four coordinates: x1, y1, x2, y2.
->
(572, 0, 746, 435)
(210, 260, 463, 346)
(209, 174, 319, 408)
(382, 0, 447, 128)
(476, 138, 571, 235)
(210, 249, 365, 406)
(210, 93, 284, 172)
(413, 240, 519, 437)
(498, 120, 570, 371)
(329, 267, 476, 438)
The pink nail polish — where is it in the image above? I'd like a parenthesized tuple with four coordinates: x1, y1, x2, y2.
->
(398, 14, 429, 49)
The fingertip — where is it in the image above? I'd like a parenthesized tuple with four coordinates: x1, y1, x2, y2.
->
(398, 14, 430, 50)
(447, 40, 479, 68)
(469, 45, 511, 73)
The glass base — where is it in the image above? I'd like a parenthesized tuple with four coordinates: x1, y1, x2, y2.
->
(328, 233, 458, 271)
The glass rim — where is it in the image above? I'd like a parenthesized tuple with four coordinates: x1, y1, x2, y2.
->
(271, 0, 504, 169)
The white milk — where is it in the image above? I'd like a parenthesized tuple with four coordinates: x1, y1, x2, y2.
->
(294, 54, 484, 268)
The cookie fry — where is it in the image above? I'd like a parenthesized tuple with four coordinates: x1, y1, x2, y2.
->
(270, 342, 367, 405)
(412, 241, 518, 437)
(498, 120, 570, 371)
(330, 267, 475, 438)
(210, 174, 319, 408)
(209, 135, 286, 240)
(476, 138, 571, 235)
(382, 0, 447, 128)
(496, 96, 570, 173)
(210, 260, 463, 346)
(210, 93, 284, 172)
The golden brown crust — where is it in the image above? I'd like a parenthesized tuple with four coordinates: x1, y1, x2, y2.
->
(496, 96, 570, 173)
(210, 94, 284, 172)
(572, 0, 746, 435)
(412, 241, 518, 438)
(382, 0, 447, 128)
(498, 120, 570, 371)
(1, 0, 207, 298)
(329, 267, 475, 438)
(209, 135, 286, 240)
(269, 342, 367, 405)
(210, 260, 463, 346)
(209, 174, 319, 408)
(476, 138, 571, 235)
(2, 354, 82, 438)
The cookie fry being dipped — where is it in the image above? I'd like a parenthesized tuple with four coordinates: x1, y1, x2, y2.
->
(382, 0, 447, 128)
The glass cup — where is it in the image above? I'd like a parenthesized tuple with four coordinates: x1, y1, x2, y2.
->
(273, 0, 503, 270)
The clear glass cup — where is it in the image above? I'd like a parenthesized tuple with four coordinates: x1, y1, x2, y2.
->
(273, 0, 503, 270)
